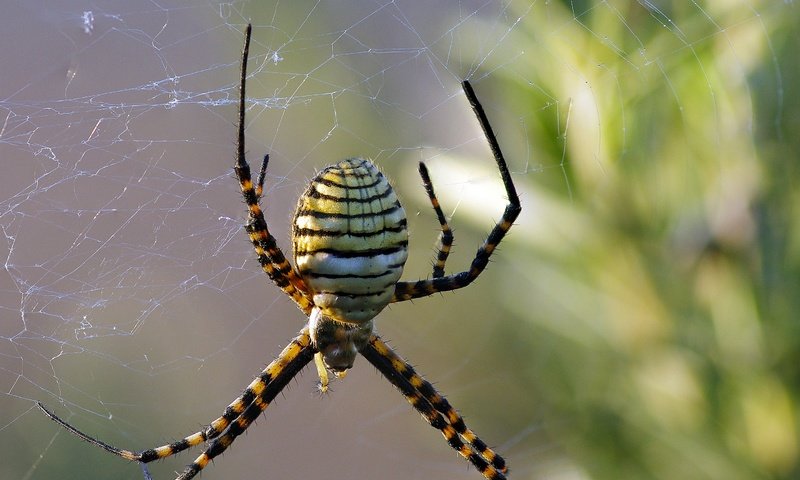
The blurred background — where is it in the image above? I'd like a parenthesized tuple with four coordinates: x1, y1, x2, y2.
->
(1, 1, 798, 479)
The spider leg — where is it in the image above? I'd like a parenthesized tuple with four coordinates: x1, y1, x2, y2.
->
(176, 329, 315, 480)
(361, 334, 507, 479)
(392, 80, 521, 302)
(236, 23, 313, 315)
(37, 402, 141, 461)
(38, 329, 315, 473)
(418, 162, 454, 278)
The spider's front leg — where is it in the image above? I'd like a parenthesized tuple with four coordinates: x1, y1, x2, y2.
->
(174, 330, 316, 480)
(361, 335, 508, 479)
(38, 329, 316, 479)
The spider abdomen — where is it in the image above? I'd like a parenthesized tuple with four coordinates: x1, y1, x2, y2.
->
(293, 158, 408, 324)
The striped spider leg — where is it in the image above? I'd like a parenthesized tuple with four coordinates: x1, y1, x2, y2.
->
(39, 22, 518, 480)
(38, 330, 315, 479)
(392, 79, 521, 301)
(417, 161, 454, 278)
(234, 24, 312, 317)
(362, 335, 509, 478)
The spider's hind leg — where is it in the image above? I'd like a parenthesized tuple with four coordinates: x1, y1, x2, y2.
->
(234, 24, 312, 315)
(418, 162, 454, 279)
(255, 154, 269, 198)
(391, 80, 521, 303)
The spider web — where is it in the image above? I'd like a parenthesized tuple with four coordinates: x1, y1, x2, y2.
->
(1, 1, 795, 479)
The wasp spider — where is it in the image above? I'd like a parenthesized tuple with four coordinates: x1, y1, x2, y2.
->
(38, 24, 521, 480)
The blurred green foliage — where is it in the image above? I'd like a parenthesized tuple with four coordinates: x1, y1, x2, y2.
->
(474, 1, 800, 479)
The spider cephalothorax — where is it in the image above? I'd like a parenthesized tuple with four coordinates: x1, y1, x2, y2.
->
(40, 23, 519, 480)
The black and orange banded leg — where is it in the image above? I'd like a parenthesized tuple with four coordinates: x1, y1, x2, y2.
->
(176, 330, 315, 480)
(361, 335, 507, 480)
(38, 329, 315, 478)
(418, 162, 454, 278)
(236, 23, 312, 315)
(392, 80, 521, 303)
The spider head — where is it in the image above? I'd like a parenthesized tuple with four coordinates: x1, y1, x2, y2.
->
(309, 307, 372, 373)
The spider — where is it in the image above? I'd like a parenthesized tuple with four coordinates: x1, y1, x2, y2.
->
(38, 23, 520, 480)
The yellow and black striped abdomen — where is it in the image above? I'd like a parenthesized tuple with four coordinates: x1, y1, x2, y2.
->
(293, 158, 408, 324)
